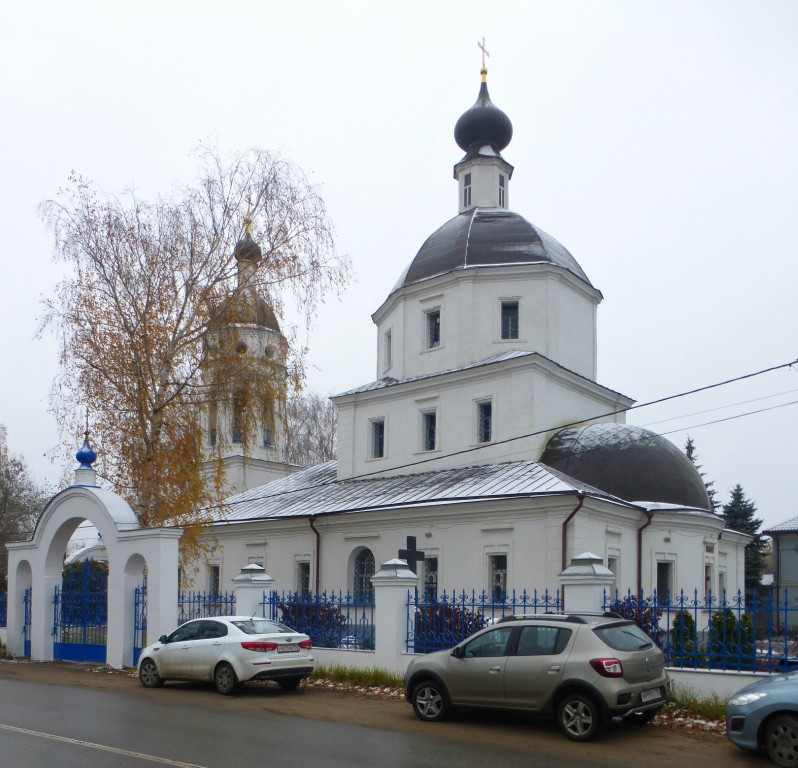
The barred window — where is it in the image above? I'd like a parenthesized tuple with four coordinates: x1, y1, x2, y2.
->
(424, 557, 438, 600)
(501, 300, 519, 340)
(371, 419, 385, 459)
(422, 410, 437, 451)
(354, 549, 375, 600)
(490, 554, 507, 602)
(477, 400, 492, 443)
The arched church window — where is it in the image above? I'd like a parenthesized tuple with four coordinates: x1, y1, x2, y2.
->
(353, 549, 375, 601)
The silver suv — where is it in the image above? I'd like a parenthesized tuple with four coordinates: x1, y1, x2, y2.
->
(404, 612, 669, 741)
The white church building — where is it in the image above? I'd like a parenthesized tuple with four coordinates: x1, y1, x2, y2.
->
(194, 65, 750, 604)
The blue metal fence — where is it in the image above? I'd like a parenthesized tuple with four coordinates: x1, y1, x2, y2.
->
(23, 587, 31, 656)
(604, 589, 798, 672)
(408, 588, 562, 653)
(264, 591, 375, 649)
(0, 593, 6, 628)
(177, 591, 236, 624)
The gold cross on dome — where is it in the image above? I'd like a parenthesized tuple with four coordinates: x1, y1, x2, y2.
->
(478, 37, 490, 68)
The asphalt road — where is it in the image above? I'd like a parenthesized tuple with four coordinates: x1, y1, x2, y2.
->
(0, 664, 761, 768)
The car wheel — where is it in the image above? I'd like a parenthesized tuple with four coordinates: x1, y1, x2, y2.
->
(411, 680, 449, 722)
(138, 658, 164, 688)
(622, 707, 660, 726)
(214, 662, 241, 695)
(277, 676, 303, 691)
(765, 714, 798, 767)
(556, 693, 602, 742)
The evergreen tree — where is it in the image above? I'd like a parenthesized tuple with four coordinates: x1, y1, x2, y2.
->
(684, 436, 719, 511)
(722, 484, 767, 598)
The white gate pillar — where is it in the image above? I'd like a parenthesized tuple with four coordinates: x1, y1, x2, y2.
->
(232, 563, 274, 617)
(371, 558, 418, 674)
(558, 551, 615, 613)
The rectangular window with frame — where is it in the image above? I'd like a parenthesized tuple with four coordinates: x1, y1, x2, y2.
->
(501, 300, 519, 340)
(477, 400, 492, 443)
(490, 554, 507, 602)
(426, 309, 441, 349)
(656, 561, 673, 603)
(424, 557, 438, 600)
(704, 563, 713, 598)
(262, 428, 273, 448)
(499, 174, 506, 207)
(384, 329, 392, 371)
(463, 172, 472, 207)
(422, 410, 437, 451)
(208, 565, 220, 595)
(297, 561, 310, 596)
(370, 418, 385, 459)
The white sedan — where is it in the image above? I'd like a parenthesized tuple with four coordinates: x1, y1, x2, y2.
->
(137, 616, 315, 695)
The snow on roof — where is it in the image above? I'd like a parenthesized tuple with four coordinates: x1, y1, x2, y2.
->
(764, 516, 798, 534)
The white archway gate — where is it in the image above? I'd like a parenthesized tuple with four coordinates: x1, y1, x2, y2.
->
(6, 484, 182, 669)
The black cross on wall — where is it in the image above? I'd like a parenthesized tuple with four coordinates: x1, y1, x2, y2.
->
(398, 535, 425, 574)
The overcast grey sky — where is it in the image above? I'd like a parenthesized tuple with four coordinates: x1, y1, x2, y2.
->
(1, 1, 796, 528)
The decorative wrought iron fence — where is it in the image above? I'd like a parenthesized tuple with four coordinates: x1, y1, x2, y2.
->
(0, 593, 6, 628)
(604, 589, 798, 672)
(264, 591, 375, 650)
(177, 591, 236, 624)
(408, 588, 562, 653)
(133, 583, 147, 666)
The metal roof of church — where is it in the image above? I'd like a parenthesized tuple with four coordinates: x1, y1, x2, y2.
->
(390, 208, 595, 295)
(209, 459, 625, 525)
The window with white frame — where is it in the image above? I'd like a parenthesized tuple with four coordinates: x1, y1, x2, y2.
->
(425, 308, 441, 349)
(656, 561, 673, 602)
(424, 556, 438, 600)
(607, 556, 619, 596)
(297, 561, 310, 595)
(384, 329, 392, 371)
(501, 300, 519, 340)
(463, 172, 472, 207)
(499, 174, 506, 207)
(421, 409, 437, 452)
(489, 554, 507, 602)
(370, 418, 385, 459)
(476, 400, 492, 443)
(208, 564, 220, 595)
(353, 549, 375, 600)
(704, 563, 713, 598)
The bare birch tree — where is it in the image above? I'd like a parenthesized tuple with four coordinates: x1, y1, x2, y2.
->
(41, 147, 350, 564)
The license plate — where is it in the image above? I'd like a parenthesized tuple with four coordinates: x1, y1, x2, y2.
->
(278, 643, 299, 653)
(640, 687, 661, 703)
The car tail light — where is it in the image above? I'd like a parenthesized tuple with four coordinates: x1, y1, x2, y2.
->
(299, 639, 312, 649)
(241, 641, 278, 652)
(590, 658, 623, 677)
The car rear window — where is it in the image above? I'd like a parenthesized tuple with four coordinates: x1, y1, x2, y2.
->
(232, 619, 294, 635)
(593, 622, 655, 652)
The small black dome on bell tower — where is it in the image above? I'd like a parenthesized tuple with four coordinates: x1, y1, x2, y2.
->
(454, 68, 513, 154)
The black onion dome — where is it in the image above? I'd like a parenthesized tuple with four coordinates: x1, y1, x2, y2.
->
(391, 208, 594, 293)
(234, 232, 262, 262)
(454, 72, 513, 153)
(541, 424, 712, 510)
(255, 298, 281, 332)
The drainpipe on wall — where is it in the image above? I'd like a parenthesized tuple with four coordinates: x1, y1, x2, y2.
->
(637, 510, 654, 596)
(309, 516, 321, 593)
(561, 493, 586, 571)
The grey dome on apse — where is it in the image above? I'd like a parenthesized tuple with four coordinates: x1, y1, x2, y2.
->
(391, 208, 595, 293)
(540, 424, 712, 510)
(454, 68, 513, 154)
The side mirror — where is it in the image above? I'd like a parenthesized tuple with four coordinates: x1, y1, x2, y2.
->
(159, 635, 168, 644)
(451, 646, 464, 659)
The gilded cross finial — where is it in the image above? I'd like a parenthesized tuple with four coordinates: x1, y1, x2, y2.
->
(84, 406, 90, 441)
(244, 198, 252, 235)
(478, 37, 490, 69)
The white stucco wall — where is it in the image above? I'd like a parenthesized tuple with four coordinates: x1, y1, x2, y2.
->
(373, 265, 601, 383)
